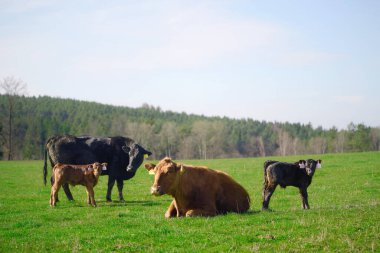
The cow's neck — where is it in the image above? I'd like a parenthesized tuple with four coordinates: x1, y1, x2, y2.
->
(93, 174, 100, 186)
(306, 175, 314, 186)
(168, 164, 187, 197)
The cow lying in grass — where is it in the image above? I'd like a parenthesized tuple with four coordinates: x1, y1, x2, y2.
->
(145, 157, 250, 218)
(262, 159, 322, 210)
(50, 162, 107, 207)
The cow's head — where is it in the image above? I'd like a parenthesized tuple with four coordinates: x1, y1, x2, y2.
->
(92, 162, 108, 177)
(144, 157, 181, 196)
(123, 143, 152, 172)
(305, 159, 322, 176)
(298, 160, 306, 169)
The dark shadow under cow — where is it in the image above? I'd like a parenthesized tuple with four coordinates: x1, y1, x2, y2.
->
(43, 135, 152, 202)
(262, 159, 322, 210)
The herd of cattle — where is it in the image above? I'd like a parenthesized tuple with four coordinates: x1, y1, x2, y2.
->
(43, 134, 322, 217)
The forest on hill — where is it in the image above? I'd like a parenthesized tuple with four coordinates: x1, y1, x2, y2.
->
(0, 94, 379, 160)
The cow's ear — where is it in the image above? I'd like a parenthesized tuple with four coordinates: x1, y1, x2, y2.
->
(140, 147, 152, 157)
(317, 160, 322, 169)
(163, 157, 172, 163)
(179, 164, 185, 174)
(144, 163, 155, 170)
(145, 163, 156, 174)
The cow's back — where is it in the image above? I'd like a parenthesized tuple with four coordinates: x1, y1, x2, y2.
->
(267, 162, 305, 188)
(53, 165, 87, 185)
(215, 171, 250, 213)
(47, 135, 111, 165)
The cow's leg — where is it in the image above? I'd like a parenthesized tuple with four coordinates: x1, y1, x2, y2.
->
(165, 200, 178, 218)
(262, 184, 277, 210)
(86, 185, 96, 207)
(86, 189, 91, 205)
(185, 208, 217, 217)
(116, 179, 125, 202)
(62, 183, 74, 201)
(50, 175, 60, 202)
(106, 176, 116, 202)
(299, 188, 310, 209)
(51, 183, 61, 206)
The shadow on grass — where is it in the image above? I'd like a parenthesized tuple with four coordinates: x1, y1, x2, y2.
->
(48, 198, 170, 208)
(244, 209, 261, 215)
(96, 199, 162, 207)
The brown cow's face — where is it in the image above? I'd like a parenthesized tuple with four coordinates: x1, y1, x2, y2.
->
(93, 162, 107, 176)
(145, 157, 179, 196)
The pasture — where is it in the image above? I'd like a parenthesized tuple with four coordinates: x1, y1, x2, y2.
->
(0, 152, 379, 252)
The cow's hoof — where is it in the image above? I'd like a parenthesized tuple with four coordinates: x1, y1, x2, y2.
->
(165, 213, 174, 219)
(119, 198, 125, 203)
(106, 198, 112, 202)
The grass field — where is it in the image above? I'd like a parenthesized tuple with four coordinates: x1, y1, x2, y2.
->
(0, 152, 379, 252)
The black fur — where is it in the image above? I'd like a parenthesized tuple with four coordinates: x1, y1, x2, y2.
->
(262, 159, 320, 210)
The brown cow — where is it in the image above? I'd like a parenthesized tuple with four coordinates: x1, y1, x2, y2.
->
(145, 157, 250, 218)
(50, 162, 107, 207)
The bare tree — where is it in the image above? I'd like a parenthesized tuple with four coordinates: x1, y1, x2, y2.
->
(160, 122, 179, 158)
(0, 76, 27, 160)
(370, 127, 380, 151)
(256, 136, 265, 157)
(276, 128, 292, 156)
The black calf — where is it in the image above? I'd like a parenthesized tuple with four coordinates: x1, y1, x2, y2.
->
(262, 159, 321, 210)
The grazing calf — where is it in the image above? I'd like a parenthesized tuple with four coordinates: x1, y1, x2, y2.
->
(262, 159, 322, 210)
(145, 157, 250, 218)
(50, 162, 107, 207)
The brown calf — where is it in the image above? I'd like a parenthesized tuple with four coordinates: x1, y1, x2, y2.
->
(145, 157, 250, 218)
(50, 162, 107, 207)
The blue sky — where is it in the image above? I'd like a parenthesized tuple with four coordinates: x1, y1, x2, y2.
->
(0, 0, 379, 129)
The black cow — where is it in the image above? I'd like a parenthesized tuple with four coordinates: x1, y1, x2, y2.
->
(262, 159, 322, 210)
(43, 135, 152, 202)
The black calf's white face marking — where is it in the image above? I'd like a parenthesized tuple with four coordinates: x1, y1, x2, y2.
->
(305, 159, 322, 176)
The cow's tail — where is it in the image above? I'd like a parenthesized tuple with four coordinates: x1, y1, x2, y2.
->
(263, 161, 269, 187)
(263, 161, 275, 189)
(43, 146, 48, 186)
(265, 167, 275, 189)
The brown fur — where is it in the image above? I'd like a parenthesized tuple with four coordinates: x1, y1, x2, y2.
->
(145, 157, 250, 218)
(50, 162, 107, 207)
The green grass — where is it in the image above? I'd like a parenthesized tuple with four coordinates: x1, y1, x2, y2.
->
(0, 152, 379, 252)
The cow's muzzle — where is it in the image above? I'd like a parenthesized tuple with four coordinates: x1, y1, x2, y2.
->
(151, 186, 163, 196)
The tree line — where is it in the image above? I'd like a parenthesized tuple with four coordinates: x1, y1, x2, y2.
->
(0, 94, 379, 160)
